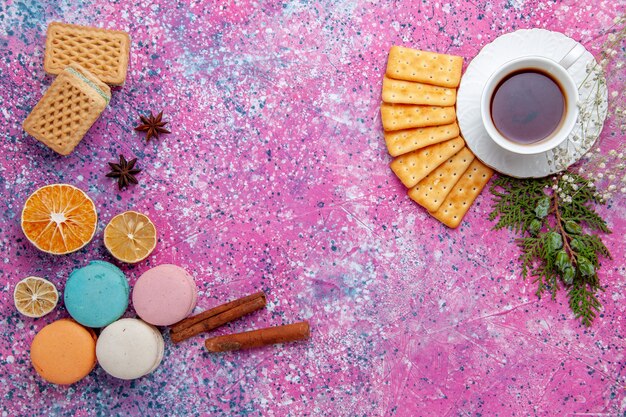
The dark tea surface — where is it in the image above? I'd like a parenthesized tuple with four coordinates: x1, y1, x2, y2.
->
(490, 69, 565, 144)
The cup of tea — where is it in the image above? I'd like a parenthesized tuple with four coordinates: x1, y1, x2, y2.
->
(480, 45, 585, 155)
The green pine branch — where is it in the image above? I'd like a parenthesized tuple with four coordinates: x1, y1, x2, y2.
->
(560, 200, 611, 233)
(489, 172, 612, 326)
(489, 176, 551, 233)
(568, 280, 602, 327)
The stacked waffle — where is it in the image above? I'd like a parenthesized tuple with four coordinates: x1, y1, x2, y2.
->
(23, 22, 130, 155)
(381, 46, 494, 228)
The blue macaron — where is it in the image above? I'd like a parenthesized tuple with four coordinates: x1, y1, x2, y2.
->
(64, 260, 129, 328)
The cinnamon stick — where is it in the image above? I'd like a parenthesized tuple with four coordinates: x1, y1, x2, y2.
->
(205, 321, 310, 352)
(170, 292, 266, 344)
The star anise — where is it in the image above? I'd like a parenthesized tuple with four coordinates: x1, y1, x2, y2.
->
(106, 155, 141, 190)
(134, 111, 171, 142)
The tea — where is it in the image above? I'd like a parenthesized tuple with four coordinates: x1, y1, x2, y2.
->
(490, 69, 565, 144)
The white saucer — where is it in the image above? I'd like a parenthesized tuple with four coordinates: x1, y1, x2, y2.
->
(457, 29, 608, 178)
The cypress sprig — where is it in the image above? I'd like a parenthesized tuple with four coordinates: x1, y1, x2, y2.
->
(489, 172, 612, 326)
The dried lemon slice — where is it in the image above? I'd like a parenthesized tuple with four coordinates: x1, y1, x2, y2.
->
(104, 211, 157, 263)
(14, 277, 59, 318)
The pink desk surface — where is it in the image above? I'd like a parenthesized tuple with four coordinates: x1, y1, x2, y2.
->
(1, 1, 625, 416)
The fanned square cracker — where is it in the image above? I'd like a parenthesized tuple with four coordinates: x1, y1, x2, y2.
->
(408, 147, 475, 212)
(390, 137, 465, 188)
(381, 103, 455, 131)
(44, 22, 131, 85)
(386, 46, 463, 88)
(430, 159, 494, 228)
(382, 76, 456, 106)
(384, 122, 459, 157)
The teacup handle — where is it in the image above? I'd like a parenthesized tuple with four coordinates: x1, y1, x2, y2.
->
(559, 43, 586, 70)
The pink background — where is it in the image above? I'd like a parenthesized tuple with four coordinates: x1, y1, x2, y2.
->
(0, 0, 625, 416)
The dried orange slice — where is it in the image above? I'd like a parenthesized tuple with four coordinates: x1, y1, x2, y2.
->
(21, 184, 97, 255)
(14, 276, 59, 318)
(104, 211, 157, 263)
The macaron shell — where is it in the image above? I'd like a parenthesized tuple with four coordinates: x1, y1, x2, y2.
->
(65, 260, 129, 328)
(30, 319, 97, 385)
(132, 264, 197, 326)
(146, 325, 165, 374)
(96, 318, 164, 380)
(184, 273, 198, 317)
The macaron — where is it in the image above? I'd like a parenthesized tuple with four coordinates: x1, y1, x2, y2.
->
(30, 319, 97, 384)
(132, 264, 197, 326)
(65, 260, 129, 328)
(96, 318, 164, 380)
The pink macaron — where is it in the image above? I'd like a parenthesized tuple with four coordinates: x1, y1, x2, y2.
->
(132, 264, 197, 326)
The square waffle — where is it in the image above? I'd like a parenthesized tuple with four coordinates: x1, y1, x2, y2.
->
(44, 22, 130, 86)
(23, 64, 110, 155)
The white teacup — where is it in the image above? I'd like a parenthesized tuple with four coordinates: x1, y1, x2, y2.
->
(480, 44, 585, 155)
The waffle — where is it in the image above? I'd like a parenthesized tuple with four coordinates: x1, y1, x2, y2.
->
(44, 22, 130, 86)
(23, 64, 110, 155)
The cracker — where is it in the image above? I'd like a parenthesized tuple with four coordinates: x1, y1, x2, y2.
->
(23, 64, 110, 155)
(390, 137, 465, 188)
(386, 46, 463, 88)
(408, 147, 475, 212)
(429, 159, 494, 228)
(381, 103, 455, 131)
(382, 76, 456, 106)
(384, 122, 459, 157)
(44, 22, 131, 85)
